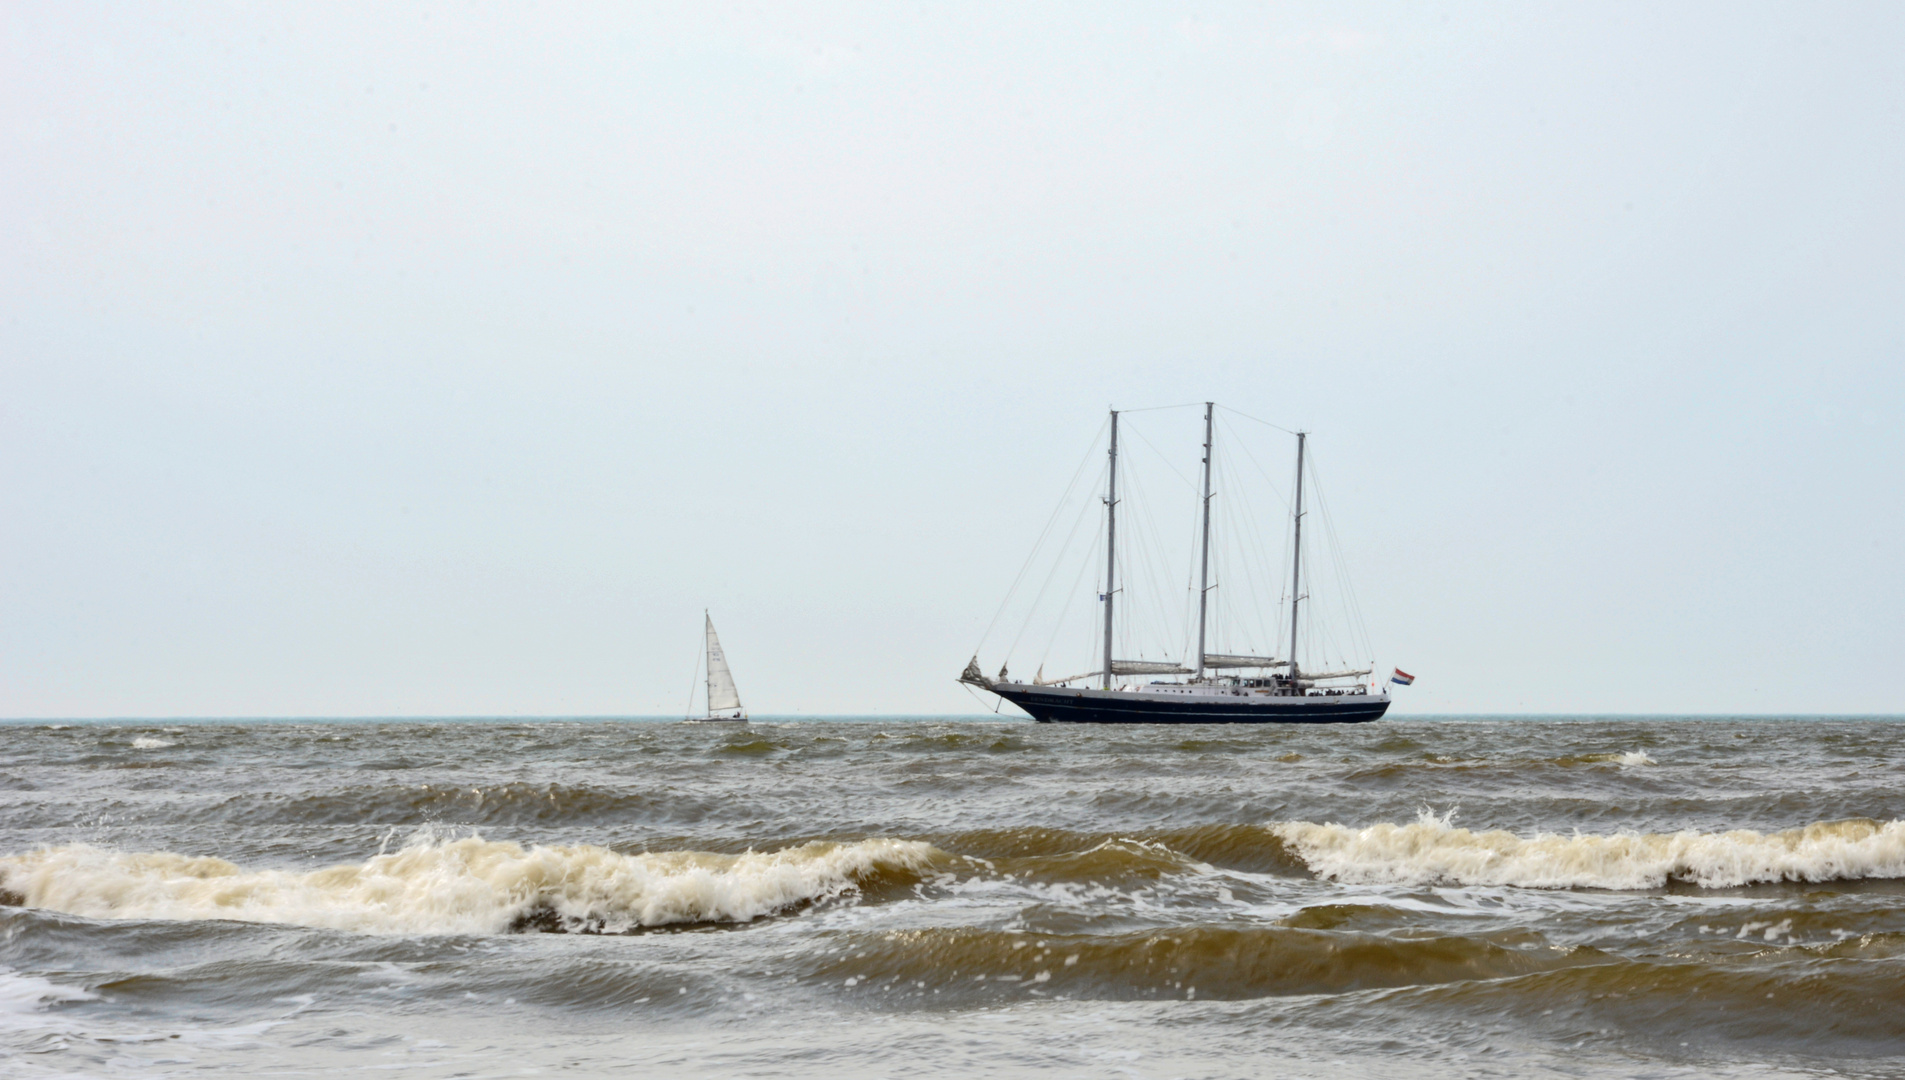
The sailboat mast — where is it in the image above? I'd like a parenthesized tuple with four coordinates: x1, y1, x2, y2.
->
(1195, 402, 1214, 680)
(1288, 432, 1306, 681)
(703, 611, 714, 719)
(1102, 409, 1119, 691)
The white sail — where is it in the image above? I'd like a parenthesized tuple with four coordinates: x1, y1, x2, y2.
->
(705, 615, 743, 714)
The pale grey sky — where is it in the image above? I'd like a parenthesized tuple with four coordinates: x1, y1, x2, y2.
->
(3, 3, 1900, 717)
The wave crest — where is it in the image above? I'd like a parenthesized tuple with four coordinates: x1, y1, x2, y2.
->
(0, 835, 941, 935)
(1271, 812, 1905, 890)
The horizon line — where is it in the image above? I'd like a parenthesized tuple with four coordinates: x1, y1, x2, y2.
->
(3, 712, 1902, 724)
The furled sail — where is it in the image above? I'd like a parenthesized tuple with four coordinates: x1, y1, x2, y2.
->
(1110, 661, 1193, 675)
(959, 656, 991, 687)
(1294, 667, 1373, 681)
(705, 615, 743, 713)
(1201, 654, 1287, 669)
(1036, 670, 1094, 686)
(1033, 661, 1191, 685)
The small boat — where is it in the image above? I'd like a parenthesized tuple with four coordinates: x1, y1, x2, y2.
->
(961, 403, 1390, 724)
(685, 613, 748, 722)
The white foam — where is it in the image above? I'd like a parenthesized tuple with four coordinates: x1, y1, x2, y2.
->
(0, 968, 95, 1024)
(1271, 811, 1905, 890)
(1568, 751, 1654, 766)
(0, 836, 940, 935)
(130, 737, 176, 750)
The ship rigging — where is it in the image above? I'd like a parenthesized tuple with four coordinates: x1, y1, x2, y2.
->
(960, 403, 1389, 724)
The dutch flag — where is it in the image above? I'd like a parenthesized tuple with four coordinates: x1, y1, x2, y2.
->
(1390, 668, 1415, 686)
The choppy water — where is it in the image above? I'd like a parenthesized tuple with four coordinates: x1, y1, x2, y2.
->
(3, 717, 1904, 1078)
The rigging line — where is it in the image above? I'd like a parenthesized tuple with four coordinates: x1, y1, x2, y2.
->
(1273, 595, 1287, 663)
(1116, 468, 1157, 662)
(1126, 422, 1199, 491)
(976, 417, 1108, 655)
(1213, 449, 1238, 657)
(1140, 410, 1202, 662)
(960, 680, 1002, 714)
(1127, 460, 1188, 662)
(1124, 459, 1189, 663)
(1245, 470, 1282, 657)
(1210, 473, 1233, 656)
(683, 636, 703, 719)
(1276, 478, 1296, 663)
(1115, 451, 1187, 669)
(1038, 511, 1105, 674)
(1302, 448, 1350, 660)
(1302, 490, 1349, 667)
(1204, 437, 1226, 654)
(1216, 453, 1251, 656)
(1211, 441, 1276, 659)
(1254, 465, 1283, 656)
(1162, 458, 1197, 663)
(1218, 414, 1294, 514)
(1007, 461, 1106, 662)
(1215, 403, 1301, 436)
(1036, 495, 1112, 670)
(1211, 413, 1299, 659)
(1316, 496, 1362, 665)
(1254, 462, 1285, 657)
(1116, 402, 1205, 415)
(1308, 450, 1375, 663)
(1208, 447, 1237, 653)
(1179, 466, 1202, 665)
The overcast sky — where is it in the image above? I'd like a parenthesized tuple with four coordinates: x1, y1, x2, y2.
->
(4, 2, 1901, 717)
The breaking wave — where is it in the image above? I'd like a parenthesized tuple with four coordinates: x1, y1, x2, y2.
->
(1272, 812, 1905, 890)
(0, 835, 940, 935)
(1563, 750, 1654, 767)
(939, 823, 1305, 876)
(0, 967, 95, 1015)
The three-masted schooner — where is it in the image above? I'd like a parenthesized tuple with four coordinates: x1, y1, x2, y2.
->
(961, 404, 1389, 724)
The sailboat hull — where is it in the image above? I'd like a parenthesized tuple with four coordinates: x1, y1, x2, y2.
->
(992, 683, 1389, 724)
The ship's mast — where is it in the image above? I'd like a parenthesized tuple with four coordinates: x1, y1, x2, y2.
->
(1288, 432, 1306, 682)
(1195, 402, 1214, 680)
(1104, 405, 1112, 693)
(1102, 409, 1119, 690)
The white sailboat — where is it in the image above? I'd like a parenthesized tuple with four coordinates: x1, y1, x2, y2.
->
(685, 613, 748, 723)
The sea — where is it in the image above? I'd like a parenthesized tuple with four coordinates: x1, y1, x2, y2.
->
(2, 716, 1902, 1079)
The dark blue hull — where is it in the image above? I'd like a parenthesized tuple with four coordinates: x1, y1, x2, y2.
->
(994, 686, 1388, 725)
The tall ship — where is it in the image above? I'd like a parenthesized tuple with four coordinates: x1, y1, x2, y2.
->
(961, 403, 1390, 724)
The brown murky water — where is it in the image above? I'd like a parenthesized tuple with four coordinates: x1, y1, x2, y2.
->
(3, 716, 1903, 1077)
